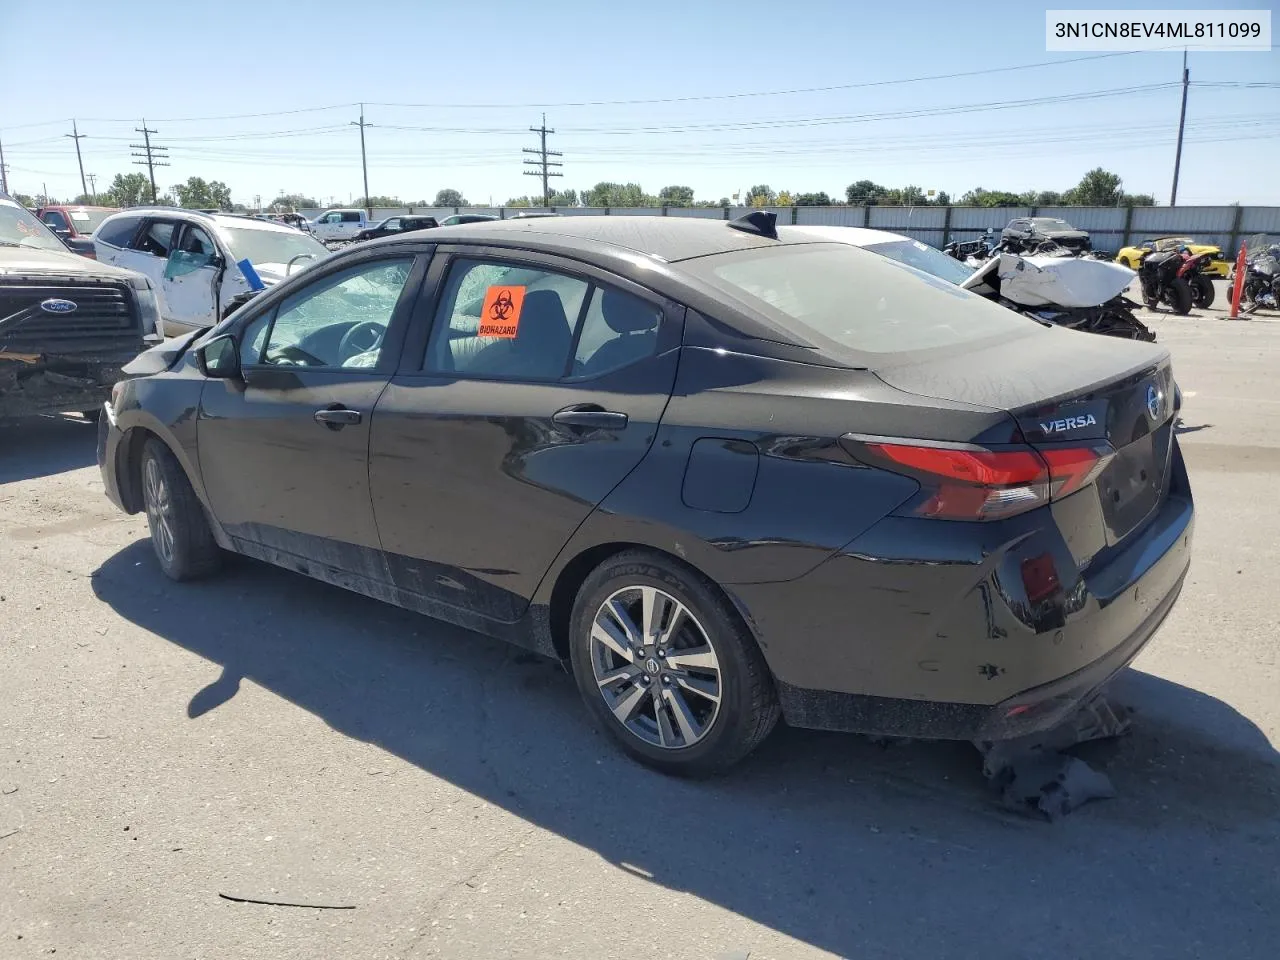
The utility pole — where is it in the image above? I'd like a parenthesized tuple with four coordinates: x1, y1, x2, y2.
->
(66, 120, 88, 199)
(1170, 50, 1189, 207)
(86, 173, 98, 203)
(523, 113, 562, 207)
(351, 104, 371, 217)
(0, 132, 8, 195)
(130, 120, 169, 203)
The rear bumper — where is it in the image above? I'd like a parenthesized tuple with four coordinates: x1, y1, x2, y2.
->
(735, 451, 1195, 741)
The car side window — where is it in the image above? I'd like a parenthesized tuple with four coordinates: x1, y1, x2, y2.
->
(95, 217, 141, 248)
(425, 257, 590, 380)
(572, 286, 661, 378)
(135, 221, 175, 257)
(383, 218, 401, 231)
(251, 257, 413, 370)
(341, 212, 362, 223)
(180, 225, 216, 257)
(42, 211, 69, 231)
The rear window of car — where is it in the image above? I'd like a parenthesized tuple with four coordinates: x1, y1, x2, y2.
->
(684, 243, 1038, 358)
(96, 216, 142, 248)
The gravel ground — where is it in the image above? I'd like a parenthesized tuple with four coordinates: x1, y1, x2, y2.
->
(1, 296, 1277, 959)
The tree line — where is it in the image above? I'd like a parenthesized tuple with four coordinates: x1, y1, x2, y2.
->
(14, 167, 1158, 213)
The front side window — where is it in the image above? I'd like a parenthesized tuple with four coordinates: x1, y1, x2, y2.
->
(42, 211, 69, 231)
(136, 221, 175, 257)
(425, 258, 590, 380)
(245, 258, 413, 370)
(382, 218, 401, 232)
(341, 212, 362, 223)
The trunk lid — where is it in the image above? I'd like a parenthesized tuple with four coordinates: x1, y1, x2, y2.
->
(874, 330, 1174, 545)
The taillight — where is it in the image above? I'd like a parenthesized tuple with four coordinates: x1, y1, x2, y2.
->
(842, 438, 1113, 521)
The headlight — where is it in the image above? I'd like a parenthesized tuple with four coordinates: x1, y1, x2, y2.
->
(129, 275, 164, 339)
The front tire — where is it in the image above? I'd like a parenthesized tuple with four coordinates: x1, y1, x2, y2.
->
(1164, 277, 1194, 315)
(569, 550, 779, 776)
(140, 438, 222, 582)
(1190, 275, 1215, 309)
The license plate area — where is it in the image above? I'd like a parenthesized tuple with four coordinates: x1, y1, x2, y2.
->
(1096, 422, 1172, 545)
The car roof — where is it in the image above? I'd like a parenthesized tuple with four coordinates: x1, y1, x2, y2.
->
(102, 208, 299, 234)
(783, 225, 911, 246)
(392, 214, 807, 263)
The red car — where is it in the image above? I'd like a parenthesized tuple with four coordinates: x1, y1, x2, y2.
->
(35, 204, 120, 258)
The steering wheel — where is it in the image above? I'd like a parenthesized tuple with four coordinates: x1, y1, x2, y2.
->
(286, 253, 317, 276)
(339, 321, 386, 361)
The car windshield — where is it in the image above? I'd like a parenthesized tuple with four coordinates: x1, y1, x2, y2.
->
(67, 209, 114, 235)
(862, 238, 974, 285)
(0, 200, 67, 252)
(1032, 218, 1074, 228)
(218, 224, 328, 267)
(686, 242, 1037, 359)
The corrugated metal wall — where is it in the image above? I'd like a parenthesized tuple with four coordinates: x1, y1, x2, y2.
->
(288, 204, 1278, 252)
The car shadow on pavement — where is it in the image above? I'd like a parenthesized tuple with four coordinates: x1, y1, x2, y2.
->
(91, 541, 1280, 959)
(0, 414, 98, 484)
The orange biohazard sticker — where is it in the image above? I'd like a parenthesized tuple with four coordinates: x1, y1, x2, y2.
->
(478, 285, 526, 338)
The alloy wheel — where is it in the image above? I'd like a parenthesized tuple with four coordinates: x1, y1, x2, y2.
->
(143, 457, 176, 565)
(589, 585, 722, 750)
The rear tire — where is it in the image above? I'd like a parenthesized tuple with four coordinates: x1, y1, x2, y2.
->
(140, 438, 222, 582)
(569, 550, 779, 776)
(1190, 275, 1215, 309)
(1164, 277, 1193, 315)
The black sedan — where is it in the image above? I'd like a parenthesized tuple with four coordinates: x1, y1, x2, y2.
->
(353, 214, 439, 242)
(1002, 216, 1093, 254)
(97, 213, 1193, 774)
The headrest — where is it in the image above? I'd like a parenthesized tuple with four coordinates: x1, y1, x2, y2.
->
(601, 289, 657, 334)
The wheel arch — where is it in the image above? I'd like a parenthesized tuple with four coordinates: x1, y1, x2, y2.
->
(543, 540, 766, 666)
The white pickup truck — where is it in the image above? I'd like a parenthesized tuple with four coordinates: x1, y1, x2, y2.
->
(310, 209, 374, 243)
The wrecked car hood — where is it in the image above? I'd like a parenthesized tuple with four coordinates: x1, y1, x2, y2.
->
(0, 245, 143, 282)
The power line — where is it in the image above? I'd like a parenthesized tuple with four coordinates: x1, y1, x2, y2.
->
(369, 51, 1150, 109)
(130, 121, 169, 202)
(522, 114, 562, 206)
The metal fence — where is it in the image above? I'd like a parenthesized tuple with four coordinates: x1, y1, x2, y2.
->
(295, 205, 1280, 256)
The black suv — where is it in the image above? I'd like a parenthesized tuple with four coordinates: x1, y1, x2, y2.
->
(1001, 217, 1092, 254)
(1, 195, 162, 420)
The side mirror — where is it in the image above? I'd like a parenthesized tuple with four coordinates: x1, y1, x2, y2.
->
(198, 334, 241, 379)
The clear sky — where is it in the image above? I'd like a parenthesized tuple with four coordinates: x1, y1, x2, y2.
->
(2, 0, 1277, 207)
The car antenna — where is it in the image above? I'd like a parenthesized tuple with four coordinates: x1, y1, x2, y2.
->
(727, 210, 778, 240)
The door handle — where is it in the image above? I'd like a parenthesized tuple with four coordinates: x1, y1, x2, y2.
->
(314, 407, 362, 429)
(552, 404, 628, 431)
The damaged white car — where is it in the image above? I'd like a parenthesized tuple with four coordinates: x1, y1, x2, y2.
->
(93, 210, 330, 336)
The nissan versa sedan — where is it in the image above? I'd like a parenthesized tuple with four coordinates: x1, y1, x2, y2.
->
(97, 213, 1194, 775)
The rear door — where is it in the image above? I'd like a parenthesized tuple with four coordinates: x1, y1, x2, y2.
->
(368, 248, 683, 623)
(114, 217, 178, 291)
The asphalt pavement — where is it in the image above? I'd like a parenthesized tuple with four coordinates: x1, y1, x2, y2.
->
(2, 295, 1278, 959)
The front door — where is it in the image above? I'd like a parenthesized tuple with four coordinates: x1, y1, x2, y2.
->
(162, 222, 221, 334)
(369, 251, 681, 622)
(198, 252, 425, 577)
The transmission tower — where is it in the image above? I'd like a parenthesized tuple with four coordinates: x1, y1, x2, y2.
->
(522, 114, 562, 207)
